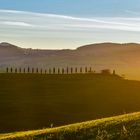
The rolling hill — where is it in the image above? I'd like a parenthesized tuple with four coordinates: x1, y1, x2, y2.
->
(0, 73, 140, 133)
(1, 42, 140, 80)
(0, 112, 140, 140)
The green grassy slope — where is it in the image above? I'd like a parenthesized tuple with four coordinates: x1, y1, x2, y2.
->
(0, 112, 140, 140)
(0, 73, 140, 133)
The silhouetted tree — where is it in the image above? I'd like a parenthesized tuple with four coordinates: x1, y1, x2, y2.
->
(75, 67, 77, 73)
(45, 70, 47, 74)
(40, 68, 43, 74)
(101, 69, 111, 75)
(85, 67, 88, 73)
(66, 67, 69, 74)
(49, 68, 51, 74)
(10, 67, 13, 73)
(89, 67, 92, 73)
(53, 67, 55, 74)
(36, 68, 38, 73)
(70, 67, 73, 74)
(58, 68, 60, 74)
(113, 70, 116, 75)
(15, 68, 17, 73)
(19, 68, 21, 73)
(62, 68, 64, 74)
(27, 67, 30, 73)
(80, 67, 82, 73)
(6, 67, 8, 73)
(32, 68, 34, 73)
(23, 68, 26, 73)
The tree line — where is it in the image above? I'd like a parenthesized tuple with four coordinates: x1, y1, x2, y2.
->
(5, 67, 116, 75)
(5, 67, 94, 74)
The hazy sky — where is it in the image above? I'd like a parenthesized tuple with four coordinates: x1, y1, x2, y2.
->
(0, 0, 140, 49)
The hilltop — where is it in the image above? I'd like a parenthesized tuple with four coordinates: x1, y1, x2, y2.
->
(0, 73, 140, 133)
(0, 111, 140, 140)
(1, 42, 140, 80)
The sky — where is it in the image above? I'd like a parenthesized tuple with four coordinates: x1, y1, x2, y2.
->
(0, 0, 140, 49)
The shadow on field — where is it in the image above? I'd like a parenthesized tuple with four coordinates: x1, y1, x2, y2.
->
(0, 73, 140, 133)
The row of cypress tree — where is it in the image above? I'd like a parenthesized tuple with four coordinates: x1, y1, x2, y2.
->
(6, 67, 94, 74)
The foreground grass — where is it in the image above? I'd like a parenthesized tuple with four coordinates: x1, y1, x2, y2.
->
(1, 112, 140, 140)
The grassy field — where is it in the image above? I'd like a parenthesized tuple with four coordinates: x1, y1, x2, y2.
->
(0, 111, 140, 140)
(0, 73, 140, 133)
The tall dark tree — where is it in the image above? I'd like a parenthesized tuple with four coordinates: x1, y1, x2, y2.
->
(71, 67, 73, 74)
(23, 68, 26, 73)
(6, 67, 8, 73)
(89, 67, 92, 73)
(85, 67, 88, 73)
(36, 68, 38, 73)
(15, 68, 17, 73)
(10, 67, 13, 73)
(75, 67, 77, 73)
(49, 68, 51, 74)
(66, 67, 69, 74)
(19, 68, 22, 73)
(45, 70, 47, 74)
(27, 67, 30, 73)
(53, 67, 55, 74)
(62, 68, 64, 74)
(58, 68, 60, 74)
(40, 68, 43, 74)
(80, 67, 82, 73)
(32, 68, 34, 73)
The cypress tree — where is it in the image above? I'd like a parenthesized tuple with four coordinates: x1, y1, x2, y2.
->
(85, 67, 87, 73)
(15, 68, 17, 73)
(49, 68, 51, 74)
(40, 68, 43, 74)
(71, 67, 73, 74)
(27, 67, 30, 73)
(53, 67, 55, 74)
(89, 67, 92, 73)
(66, 67, 69, 74)
(32, 68, 34, 73)
(19, 68, 22, 73)
(45, 69, 47, 74)
(10, 67, 13, 73)
(80, 67, 82, 73)
(36, 68, 38, 73)
(23, 68, 26, 73)
(62, 68, 64, 74)
(58, 68, 60, 74)
(6, 67, 8, 73)
(75, 67, 77, 73)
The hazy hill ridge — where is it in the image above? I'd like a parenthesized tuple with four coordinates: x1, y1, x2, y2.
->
(1, 42, 140, 79)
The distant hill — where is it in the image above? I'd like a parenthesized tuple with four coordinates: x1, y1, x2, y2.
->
(1, 112, 140, 140)
(1, 42, 140, 80)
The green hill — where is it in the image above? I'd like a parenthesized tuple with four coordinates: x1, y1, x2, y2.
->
(0, 73, 140, 133)
(0, 112, 140, 140)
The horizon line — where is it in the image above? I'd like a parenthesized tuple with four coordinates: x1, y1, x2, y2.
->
(1, 42, 140, 50)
